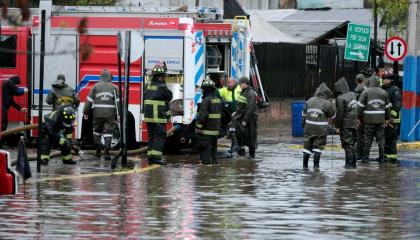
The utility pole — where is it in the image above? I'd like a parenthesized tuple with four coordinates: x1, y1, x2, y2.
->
(372, 0, 378, 68)
(407, 0, 420, 55)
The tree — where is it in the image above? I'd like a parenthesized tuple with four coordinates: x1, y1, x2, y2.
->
(370, 0, 409, 36)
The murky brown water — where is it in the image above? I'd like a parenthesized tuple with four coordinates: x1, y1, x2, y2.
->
(1, 138, 420, 239)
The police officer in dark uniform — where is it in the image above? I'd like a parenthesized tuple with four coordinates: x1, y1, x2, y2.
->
(143, 64, 173, 165)
(40, 106, 77, 165)
(83, 69, 119, 161)
(334, 77, 358, 168)
(302, 83, 335, 169)
(354, 73, 366, 160)
(196, 79, 223, 165)
(234, 77, 258, 158)
(382, 69, 402, 163)
(46, 74, 80, 111)
(357, 76, 391, 165)
(1, 76, 28, 132)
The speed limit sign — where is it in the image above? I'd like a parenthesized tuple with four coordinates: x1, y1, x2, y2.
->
(385, 36, 407, 61)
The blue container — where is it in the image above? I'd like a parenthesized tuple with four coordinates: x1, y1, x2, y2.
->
(291, 100, 305, 137)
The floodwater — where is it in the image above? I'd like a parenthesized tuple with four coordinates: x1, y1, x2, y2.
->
(1, 134, 420, 239)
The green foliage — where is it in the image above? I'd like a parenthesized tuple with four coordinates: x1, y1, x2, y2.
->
(370, 0, 409, 35)
(53, 0, 115, 6)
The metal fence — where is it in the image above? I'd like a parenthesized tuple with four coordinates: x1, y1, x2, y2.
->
(254, 43, 370, 99)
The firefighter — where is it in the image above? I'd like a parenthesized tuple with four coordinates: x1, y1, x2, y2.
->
(143, 64, 173, 165)
(196, 79, 223, 165)
(46, 74, 80, 111)
(40, 106, 77, 165)
(334, 77, 358, 168)
(354, 73, 367, 160)
(357, 76, 391, 165)
(218, 77, 241, 113)
(1, 76, 28, 132)
(233, 77, 258, 158)
(382, 69, 402, 163)
(218, 77, 242, 154)
(302, 83, 335, 168)
(83, 69, 119, 161)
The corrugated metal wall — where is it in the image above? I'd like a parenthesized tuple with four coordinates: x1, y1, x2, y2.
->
(254, 43, 370, 99)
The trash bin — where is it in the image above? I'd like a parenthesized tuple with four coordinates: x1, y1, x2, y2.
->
(291, 100, 305, 137)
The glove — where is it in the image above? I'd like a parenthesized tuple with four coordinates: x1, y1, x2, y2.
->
(59, 137, 69, 146)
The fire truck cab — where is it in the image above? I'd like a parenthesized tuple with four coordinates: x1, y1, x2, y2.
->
(1, 1, 254, 148)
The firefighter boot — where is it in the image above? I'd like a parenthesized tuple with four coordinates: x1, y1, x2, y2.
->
(94, 134, 102, 158)
(104, 137, 112, 161)
(352, 149, 357, 168)
(344, 148, 352, 169)
(303, 153, 310, 169)
(313, 152, 321, 168)
(377, 146, 385, 166)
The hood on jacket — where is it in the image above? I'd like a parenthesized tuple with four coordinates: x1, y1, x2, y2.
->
(10, 76, 20, 85)
(367, 75, 380, 87)
(334, 77, 349, 94)
(315, 83, 333, 99)
(51, 79, 67, 88)
(100, 69, 112, 82)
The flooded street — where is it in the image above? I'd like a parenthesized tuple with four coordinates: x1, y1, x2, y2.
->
(1, 129, 420, 239)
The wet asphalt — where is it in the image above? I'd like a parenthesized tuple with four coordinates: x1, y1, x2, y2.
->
(0, 127, 419, 239)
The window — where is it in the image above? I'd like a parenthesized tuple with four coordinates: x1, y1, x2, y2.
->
(0, 35, 17, 68)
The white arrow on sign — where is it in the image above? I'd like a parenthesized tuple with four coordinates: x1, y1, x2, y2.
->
(385, 36, 407, 61)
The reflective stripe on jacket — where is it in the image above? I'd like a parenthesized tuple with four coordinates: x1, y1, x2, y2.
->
(143, 79, 173, 124)
(196, 92, 223, 136)
(83, 81, 119, 119)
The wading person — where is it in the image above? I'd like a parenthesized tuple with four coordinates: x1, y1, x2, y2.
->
(46, 74, 80, 111)
(357, 76, 391, 165)
(354, 73, 366, 160)
(40, 106, 77, 165)
(83, 69, 119, 161)
(233, 77, 258, 158)
(1, 76, 28, 132)
(334, 77, 358, 168)
(382, 69, 402, 163)
(302, 83, 335, 169)
(143, 64, 173, 165)
(218, 77, 242, 154)
(196, 79, 223, 165)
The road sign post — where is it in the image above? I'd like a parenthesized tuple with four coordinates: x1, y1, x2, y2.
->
(344, 23, 371, 62)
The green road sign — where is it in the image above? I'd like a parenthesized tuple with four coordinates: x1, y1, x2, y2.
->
(344, 23, 371, 62)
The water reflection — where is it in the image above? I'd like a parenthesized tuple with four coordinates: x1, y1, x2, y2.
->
(0, 144, 419, 239)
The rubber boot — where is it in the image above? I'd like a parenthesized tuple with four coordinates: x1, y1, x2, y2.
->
(377, 145, 384, 166)
(356, 144, 363, 160)
(352, 149, 357, 168)
(104, 137, 112, 161)
(361, 147, 370, 164)
(152, 158, 167, 165)
(237, 148, 246, 156)
(249, 147, 256, 159)
(94, 134, 102, 158)
(313, 152, 321, 168)
(62, 159, 77, 165)
(303, 153, 310, 169)
(344, 148, 352, 168)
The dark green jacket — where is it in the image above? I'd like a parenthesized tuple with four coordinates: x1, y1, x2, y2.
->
(357, 76, 391, 124)
(196, 91, 223, 136)
(83, 80, 119, 119)
(302, 83, 335, 136)
(143, 79, 173, 124)
(334, 77, 357, 129)
(382, 83, 402, 122)
(46, 80, 80, 111)
(43, 106, 73, 140)
(235, 86, 257, 124)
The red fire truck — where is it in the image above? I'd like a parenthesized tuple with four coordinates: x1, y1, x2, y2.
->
(0, 1, 265, 147)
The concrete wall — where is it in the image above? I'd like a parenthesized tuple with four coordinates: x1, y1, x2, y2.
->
(258, 99, 293, 126)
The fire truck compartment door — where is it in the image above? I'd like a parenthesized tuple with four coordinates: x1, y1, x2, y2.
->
(33, 34, 77, 108)
(144, 36, 184, 71)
